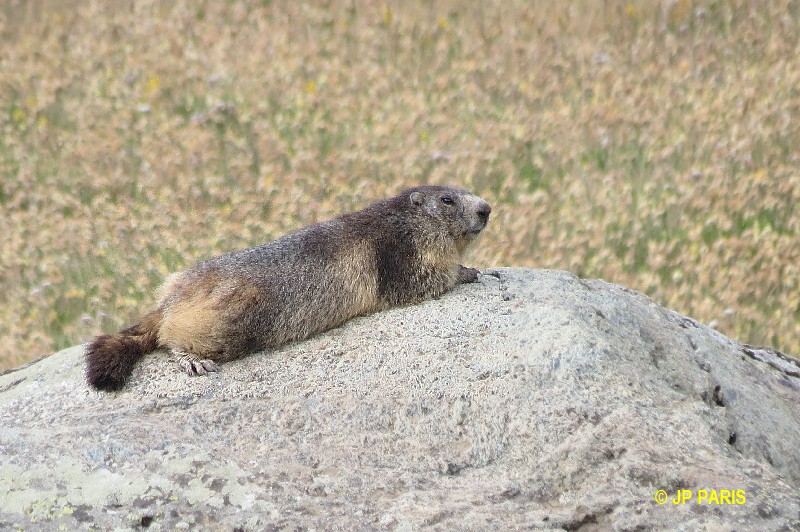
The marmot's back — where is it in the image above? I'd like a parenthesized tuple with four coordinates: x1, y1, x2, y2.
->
(86, 186, 491, 391)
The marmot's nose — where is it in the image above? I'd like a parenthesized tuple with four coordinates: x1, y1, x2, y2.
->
(476, 201, 491, 223)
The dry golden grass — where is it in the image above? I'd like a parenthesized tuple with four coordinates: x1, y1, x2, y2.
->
(1, 0, 798, 371)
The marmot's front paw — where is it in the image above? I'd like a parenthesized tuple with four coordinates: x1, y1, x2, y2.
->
(458, 265, 481, 283)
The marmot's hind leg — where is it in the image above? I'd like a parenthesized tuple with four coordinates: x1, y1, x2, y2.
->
(173, 349, 221, 376)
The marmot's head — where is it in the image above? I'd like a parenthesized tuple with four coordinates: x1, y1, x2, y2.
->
(406, 186, 491, 248)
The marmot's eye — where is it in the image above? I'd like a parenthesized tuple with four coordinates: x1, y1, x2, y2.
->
(441, 196, 454, 205)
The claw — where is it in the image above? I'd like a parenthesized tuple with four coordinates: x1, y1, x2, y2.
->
(176, 352, 220, 376)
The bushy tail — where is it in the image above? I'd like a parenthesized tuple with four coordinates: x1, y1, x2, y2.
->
(85, 309, 163, 391)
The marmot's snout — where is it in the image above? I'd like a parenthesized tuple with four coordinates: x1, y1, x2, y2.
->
(477, 201, 491, 223)
(469, 199, 492, 234)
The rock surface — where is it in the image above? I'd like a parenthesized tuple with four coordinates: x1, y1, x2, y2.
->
(1, 268, 799, 530)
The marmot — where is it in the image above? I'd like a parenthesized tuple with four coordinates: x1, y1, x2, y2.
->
(86, 185, 491, 391)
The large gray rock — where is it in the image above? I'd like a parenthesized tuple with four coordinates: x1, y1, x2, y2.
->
(1, 268, 798, 530)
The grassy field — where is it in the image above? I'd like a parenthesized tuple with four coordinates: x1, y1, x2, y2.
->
(1, 0, 798, 371)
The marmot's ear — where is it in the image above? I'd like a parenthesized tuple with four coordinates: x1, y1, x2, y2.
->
(409, 191, 424, 206)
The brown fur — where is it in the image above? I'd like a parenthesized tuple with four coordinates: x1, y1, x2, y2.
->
(85, 186, 491, 391)
(157, 271, 263, 358)
(85, 309, 163, 391)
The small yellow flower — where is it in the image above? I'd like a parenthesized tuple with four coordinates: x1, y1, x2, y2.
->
(65, 288, 84, 299)
(383, 5, 392, 26)
(147, 75, 160, 96)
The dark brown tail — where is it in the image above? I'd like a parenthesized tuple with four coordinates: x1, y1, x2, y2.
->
(85, 308, 163, 391)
